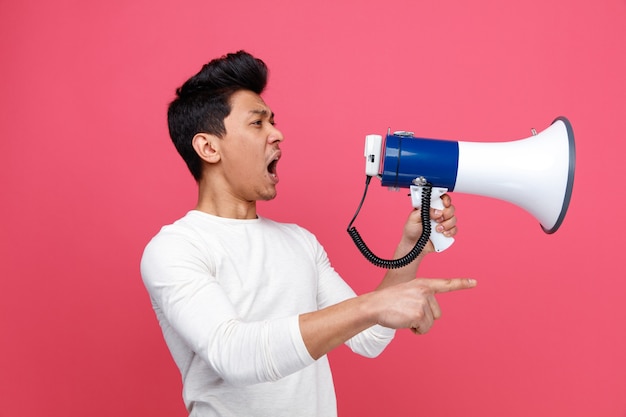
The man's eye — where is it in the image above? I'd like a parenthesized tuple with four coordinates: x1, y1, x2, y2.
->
(251, 120, 275, 127)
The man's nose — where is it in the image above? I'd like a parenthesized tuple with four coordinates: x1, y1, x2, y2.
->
(268, 126, 284, 143)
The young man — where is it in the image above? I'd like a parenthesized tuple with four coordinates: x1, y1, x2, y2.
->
(141, 51, 476, 417)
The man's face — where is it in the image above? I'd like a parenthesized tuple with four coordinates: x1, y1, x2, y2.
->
(218, 90, 284, 202)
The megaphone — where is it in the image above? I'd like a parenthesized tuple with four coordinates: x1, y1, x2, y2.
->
(350, 117, 575, 268)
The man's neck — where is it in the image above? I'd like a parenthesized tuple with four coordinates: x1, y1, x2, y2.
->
(195, 184, 258, 220)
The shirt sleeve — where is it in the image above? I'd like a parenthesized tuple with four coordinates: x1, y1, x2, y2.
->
(140, 229, 315, 387)
(306, 230, 396, 358)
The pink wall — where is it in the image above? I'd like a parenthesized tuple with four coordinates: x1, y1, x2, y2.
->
(1, 0, 625, 416)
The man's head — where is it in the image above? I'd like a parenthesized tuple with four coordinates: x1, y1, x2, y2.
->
(167, 51, 268, 181)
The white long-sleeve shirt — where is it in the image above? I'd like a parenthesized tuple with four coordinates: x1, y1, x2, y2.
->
(141, 210, 395, 416)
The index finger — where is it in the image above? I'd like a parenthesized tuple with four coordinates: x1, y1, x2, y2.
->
(418, 278, 477, 293)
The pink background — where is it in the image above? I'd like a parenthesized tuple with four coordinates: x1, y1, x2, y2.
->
(2, 1, 625, 416)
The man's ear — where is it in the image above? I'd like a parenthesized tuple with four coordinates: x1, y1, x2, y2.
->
(192, 133, 221, 164)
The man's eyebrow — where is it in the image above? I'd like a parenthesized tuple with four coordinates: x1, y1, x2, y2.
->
(248, 109, 275, 119)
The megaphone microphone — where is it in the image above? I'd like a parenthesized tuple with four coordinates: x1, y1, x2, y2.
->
(348, 116, 575, 268)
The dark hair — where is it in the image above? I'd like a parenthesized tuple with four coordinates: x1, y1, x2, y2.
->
(167, 51, 268, 181)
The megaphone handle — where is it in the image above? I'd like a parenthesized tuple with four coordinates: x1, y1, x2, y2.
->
(409, 185, 455, 252)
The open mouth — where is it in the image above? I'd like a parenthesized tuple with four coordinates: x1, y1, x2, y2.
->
(267, 158, 278, 178)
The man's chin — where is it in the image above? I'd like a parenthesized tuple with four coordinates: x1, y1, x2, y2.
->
(259, 188, 278, 201)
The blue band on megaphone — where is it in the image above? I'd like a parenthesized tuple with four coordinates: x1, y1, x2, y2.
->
(381, 134, 460, 190)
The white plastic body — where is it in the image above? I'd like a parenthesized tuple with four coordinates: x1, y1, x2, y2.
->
(364, 134, 383, 177)
(410, 185, 455, 252)
(454, 119, 572, 232)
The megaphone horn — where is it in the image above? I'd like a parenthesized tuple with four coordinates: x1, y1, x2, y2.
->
(457, 117, 575, 234)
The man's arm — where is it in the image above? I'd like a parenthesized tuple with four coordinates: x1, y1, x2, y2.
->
(299, 277, 476, 360)
(300, 193, 471, 360)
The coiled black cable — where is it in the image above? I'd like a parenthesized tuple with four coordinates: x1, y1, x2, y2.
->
(347, 176, 433, 269)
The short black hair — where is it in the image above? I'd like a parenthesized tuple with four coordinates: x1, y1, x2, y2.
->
(167, 51, 268, 181)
